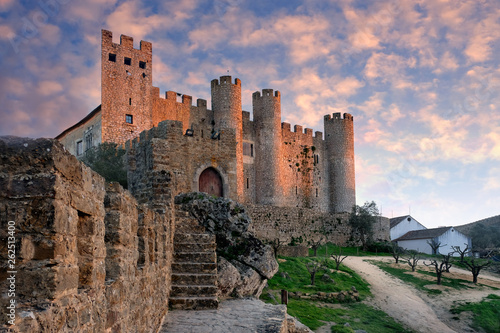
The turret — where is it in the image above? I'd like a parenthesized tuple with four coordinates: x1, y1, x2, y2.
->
(211, 76, 244, 201)
(101, 29, 153, 145)
(324, 112, 356, 213)
(253, 89, 282, 205)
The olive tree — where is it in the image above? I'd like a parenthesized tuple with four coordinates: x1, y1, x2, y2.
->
(348, 201, 379, 251)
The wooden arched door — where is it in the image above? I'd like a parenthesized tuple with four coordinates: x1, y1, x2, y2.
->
(199, 168, 223, 197)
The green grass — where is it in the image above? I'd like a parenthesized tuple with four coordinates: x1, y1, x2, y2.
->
(261, 256, 414, 332)
(266, 256, 370, 298)
(285, 299, 412, 332)
(451, 294, 500, 333)
(372, 261, 477, 295)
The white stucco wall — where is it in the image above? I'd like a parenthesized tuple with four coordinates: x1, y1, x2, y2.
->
(397, 239, 432, 254)
(437, 228, 472, 256)
(390, 216, 427, 240)
(396, 227, 472, 256)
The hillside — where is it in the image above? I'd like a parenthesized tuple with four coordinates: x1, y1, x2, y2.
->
(455, 215, 500, 236)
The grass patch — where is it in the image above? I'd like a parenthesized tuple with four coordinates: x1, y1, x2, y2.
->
(266, 256, 370, 298)
(451, 294, 500, 333)
(261, 256, 413, 332)
(285, 299, 412, 332)
(372, 261, 477, 295)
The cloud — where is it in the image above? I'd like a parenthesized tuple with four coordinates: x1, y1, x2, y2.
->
(364, 52, 417, 89)
(464, 11, 500, 63)
(0, 0, 14, 11)
(37, 80, 63, 96)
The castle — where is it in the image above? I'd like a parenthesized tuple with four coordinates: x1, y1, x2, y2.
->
(57, 30, 356, 213)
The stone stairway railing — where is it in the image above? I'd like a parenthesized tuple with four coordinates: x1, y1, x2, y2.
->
(169, 207, 219, 310)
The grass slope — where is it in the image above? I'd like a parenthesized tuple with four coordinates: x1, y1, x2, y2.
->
(261, 255, 413, 332)
(451, 294, 500, 333)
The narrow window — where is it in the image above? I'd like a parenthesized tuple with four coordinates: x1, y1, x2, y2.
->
(124, 57, 131, 65)
(108, 53, 116, 62)
(139, 61, 146, 69)
(295, 186, 297, 195)
(126, 114, 133, 124)
(246, 178, 249, 189)
(129, 98, 131, 105)
(76, 141, 83, 156)
(201, 130, 204, 138)
(250, 144, 254, 157)
(316, 188, 318, 197)
(85, 132, 92, 151)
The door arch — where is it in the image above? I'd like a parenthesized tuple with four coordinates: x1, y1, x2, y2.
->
(199, 167, 223, 197)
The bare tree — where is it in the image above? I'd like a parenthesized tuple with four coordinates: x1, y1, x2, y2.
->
(391, 243, 405, 264)
(405, 250, 421, 272)
(309, 237, 324, 257)
(330, 246, 348, 271)
(462, 258, 491, 284)
(305, 260, 323, 285)
(268, 238, 282, 259)
(424, 255, 450, 285)
(451, 244, 470, 263)
(427, 239, 446, 255)
(443, 253, 452, 273)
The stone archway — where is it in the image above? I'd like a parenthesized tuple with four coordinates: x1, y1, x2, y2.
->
(199, 167, 223, 197)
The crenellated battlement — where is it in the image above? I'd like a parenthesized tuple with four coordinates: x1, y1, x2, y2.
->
(324, 112, 354, 122)
(102, 29, 152, 53)
(211, 75, 241, 88)
(252, 89, 281, 102)
(280, 122, 323, 139)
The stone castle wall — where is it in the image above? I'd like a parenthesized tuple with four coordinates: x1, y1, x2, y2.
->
(59, 30, 357, 215)
(246, 205, 390, 246)
(246, 205, 353, 246)
(101, 30, 153, 145)
(0, 137, 173, 332)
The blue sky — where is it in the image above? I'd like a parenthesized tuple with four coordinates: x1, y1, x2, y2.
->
(1, 0, 499, 228)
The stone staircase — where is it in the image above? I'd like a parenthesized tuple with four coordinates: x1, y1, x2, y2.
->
(169, 207, 219, 310)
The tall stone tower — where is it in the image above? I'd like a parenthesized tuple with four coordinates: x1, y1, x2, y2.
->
(211, 76, 244, 201)
(324, 113, 356, 213)
(253, 89, 282, 205)
(101, 29, 153, 144)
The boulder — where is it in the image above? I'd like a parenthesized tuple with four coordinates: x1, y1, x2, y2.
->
(175, 193, 279, 299)
(217, 257, 241, 298)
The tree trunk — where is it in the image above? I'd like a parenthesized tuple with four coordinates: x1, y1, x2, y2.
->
(436, 272, 442, 285)
(311, 272, 316, 285)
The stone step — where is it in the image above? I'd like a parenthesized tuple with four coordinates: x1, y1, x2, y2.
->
(170, 285, 218, 297)
(168, 296, 219, 310)
(174, 233, 215, 244)
(173, 242, 216, 252)
(175, 223, 207, 234)
(171, 273, 217, 286)
(172, 263, 217, 274)
(175, 210, 191, 218)
(174, 251, 216, 263)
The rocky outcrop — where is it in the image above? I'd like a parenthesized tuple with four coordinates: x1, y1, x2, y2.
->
(174, 193, 279, 298)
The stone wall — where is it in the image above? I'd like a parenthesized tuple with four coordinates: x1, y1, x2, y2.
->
(0, 137, 173, 332)
(126, 119, 239, 204)
(246, 205, 353, 246)
(247, 205, 390, 247)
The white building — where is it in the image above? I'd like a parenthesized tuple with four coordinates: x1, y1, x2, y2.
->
(390, 215, 426, 240)
(393, 226, 472, 256)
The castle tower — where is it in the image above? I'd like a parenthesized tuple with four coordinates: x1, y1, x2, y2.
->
(253, 89, 282, 205)
(324, 113, 356, 213)
(101, 29, 153, 144)
(211, 76, 244, 201)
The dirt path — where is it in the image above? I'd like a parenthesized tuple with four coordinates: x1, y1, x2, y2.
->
(343, 256, 500, 333)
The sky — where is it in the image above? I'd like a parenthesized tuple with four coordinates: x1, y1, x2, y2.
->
(1, 0, 499, 228)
